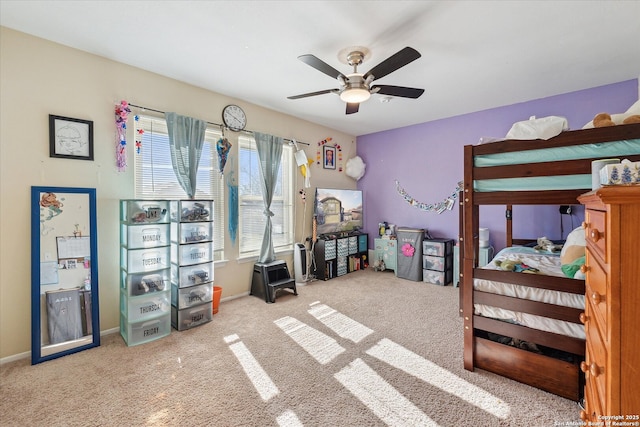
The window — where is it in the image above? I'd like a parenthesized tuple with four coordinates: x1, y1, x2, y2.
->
(134, 115, 224, 260)
(238, 135, 294, 258)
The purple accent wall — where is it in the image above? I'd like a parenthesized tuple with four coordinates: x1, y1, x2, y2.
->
(357, 80, 638, 250)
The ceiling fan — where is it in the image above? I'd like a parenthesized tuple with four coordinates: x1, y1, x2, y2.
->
(287, 46, 425, 115)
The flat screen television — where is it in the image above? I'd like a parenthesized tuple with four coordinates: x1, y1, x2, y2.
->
(314, 188, 363, 236)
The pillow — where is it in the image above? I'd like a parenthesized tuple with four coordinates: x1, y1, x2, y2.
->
(560, 226, 586, 265)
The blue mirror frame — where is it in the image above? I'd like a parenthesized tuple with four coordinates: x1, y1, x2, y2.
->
(31, 186, 100, 364)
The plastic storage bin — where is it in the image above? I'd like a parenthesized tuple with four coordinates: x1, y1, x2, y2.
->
(122, 269, 170, 296)
(120, 313, 171, 346)
(171, 282, 213, 309)
(172, 262, 214, 288)
(170, 200, 213, 222)
(120, 290, 171, 322)
(121, 200, 170, 224)
(171, 303, 213, 331)
(121, 223, 170, 249)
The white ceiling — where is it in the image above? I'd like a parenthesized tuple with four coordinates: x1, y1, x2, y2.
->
(2, 1, 639, 136)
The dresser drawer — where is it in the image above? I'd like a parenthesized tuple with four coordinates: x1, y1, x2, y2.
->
(585, 209, 607, 263)
(585, 320, 607, 414)
(585, 253, 608, 337)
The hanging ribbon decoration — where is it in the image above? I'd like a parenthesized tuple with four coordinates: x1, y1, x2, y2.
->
(115, 100, 131, 172)
(395, 180, 463, 214)
(316, 137, 344, 172)
(134, 115, 143, 154)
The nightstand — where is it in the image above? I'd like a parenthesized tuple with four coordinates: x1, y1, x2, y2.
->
(374, 238, 397, 275)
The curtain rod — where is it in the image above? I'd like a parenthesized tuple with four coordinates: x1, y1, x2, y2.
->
(128, 103, 310, 146)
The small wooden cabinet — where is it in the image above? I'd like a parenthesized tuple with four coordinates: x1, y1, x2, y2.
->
(374, 238, 397, 274)
(578, 187, 640, 421)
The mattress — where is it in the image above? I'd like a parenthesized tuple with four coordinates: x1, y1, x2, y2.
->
(473, 138, 640, 192)
(473, 246, 585, 340)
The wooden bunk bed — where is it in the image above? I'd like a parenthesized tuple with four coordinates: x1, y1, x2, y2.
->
(461, 123, 640, 401)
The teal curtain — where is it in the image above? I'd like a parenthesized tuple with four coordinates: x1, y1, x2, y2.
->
(254, 132, 283, 263)
(165, 112, 207, 199)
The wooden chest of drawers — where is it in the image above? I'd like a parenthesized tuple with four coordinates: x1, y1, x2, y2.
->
(578, 187, 640, 421)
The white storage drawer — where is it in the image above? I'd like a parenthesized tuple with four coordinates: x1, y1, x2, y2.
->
(171, 221, 213, 244)
(121, 245, 171, 273)
(172, 242, 213, 266)
(171, 283, 213, 309)
(120, 290, 171, 322)
(120, 200, 169, 224)
(171, 200, 213, 223)
(122, 269, 170, 296)
(120, 313, 171, 346)
(121, 223, 170, 249)
(172, 262, 214, 287)
(171, 303, 212, 331)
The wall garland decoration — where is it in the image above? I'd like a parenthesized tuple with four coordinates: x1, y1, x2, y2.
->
(395, 180, 463, 214)
(316, 137, 344, 172)
(115, 100, 131, 171)
(134, 115, 144, 154)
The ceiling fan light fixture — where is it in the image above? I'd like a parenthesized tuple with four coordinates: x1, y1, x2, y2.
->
(340, 88, 371, 103)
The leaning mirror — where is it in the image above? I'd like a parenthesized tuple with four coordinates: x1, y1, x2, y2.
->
(31, 186, 100, 364)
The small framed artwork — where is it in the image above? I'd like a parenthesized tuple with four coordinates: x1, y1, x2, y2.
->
(323, 145, 336, 170)
(49, 115, 94, 160)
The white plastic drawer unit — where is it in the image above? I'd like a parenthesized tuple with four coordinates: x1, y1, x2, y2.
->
(172, 262, 214, 287)
(121, 223, 170, 249)
(171, 303, 212, 331)
(122, 269, 170, 296)
(120, 290, 171, 322)
(171, 200, 213, 223)
(171, 283, 213, 309)
(120, 200, 170, 224)
(171, 221, 213, 244)
(120, 313, 171, 346)
(173, 242, 213, 266)
(121, 246, 171, 273)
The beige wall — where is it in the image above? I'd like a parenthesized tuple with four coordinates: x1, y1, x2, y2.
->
(0, 27, 357, 360)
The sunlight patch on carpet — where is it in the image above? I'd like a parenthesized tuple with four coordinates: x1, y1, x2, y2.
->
(276, 410, 303, 427)
(335, 358, 438, 427)
(367, 338, 511, 420)
(228, 341, 279, 401)
(274, 316, 345, 364)
(307, 303, 374, 343)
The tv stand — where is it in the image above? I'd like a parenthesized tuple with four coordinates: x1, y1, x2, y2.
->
(313, 233, 368, 280)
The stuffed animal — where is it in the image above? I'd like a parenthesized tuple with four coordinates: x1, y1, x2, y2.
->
(584, 100, 640, 128)
(533, 236, 563, 253)
(495, 259, 540, 274)
(373, 258, 386, 272)
(592, 112, 640, 127)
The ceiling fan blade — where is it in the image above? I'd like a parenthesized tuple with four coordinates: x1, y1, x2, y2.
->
(298, 54, 346, 80)
(346, 102, 360, 115)
(363, 47, 421, 81)
(287, 89, 339, 100)
(373, 85, 425, 99)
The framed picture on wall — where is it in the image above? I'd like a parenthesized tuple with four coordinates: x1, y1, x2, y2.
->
(49, 115, 94, 161)
(323, 145, 336, 170)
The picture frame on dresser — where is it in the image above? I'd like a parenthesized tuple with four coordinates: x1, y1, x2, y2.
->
(49, 114, 94, 160)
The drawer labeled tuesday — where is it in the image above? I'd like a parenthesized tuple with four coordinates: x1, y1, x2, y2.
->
(121, 246, 171, 273)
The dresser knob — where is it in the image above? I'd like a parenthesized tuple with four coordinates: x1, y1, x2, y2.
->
(591, 292, 603, 305)
(590, 363, 601, 377)
(579, 312, 588, 324)
(580, 361, 588, 373)
(580, 264, 589, 274)
(590, 229, 602, 242)
(581, 221, 588, 229)
(580, 410, 588, 421)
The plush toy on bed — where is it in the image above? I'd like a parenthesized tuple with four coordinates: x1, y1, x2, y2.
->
(495, 259, 540, 274)
(583, 100, 640, 128)
(560, 226, 587, 278)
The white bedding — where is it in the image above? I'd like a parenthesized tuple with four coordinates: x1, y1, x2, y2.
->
(474, 246, 585, 340)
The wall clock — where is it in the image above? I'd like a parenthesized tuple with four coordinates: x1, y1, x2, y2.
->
(222, 104, 247, 132)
